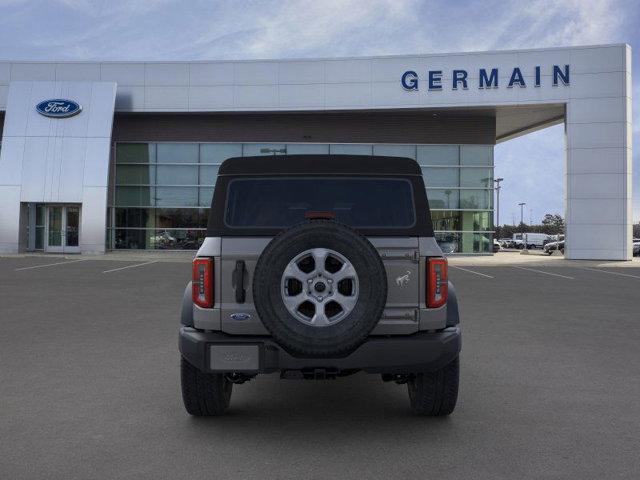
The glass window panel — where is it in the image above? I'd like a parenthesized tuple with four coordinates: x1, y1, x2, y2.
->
(157, 143, 199, 164)
(431, 210, 461, 231)
(225, 177, 414, 228)
(199, 187, 215, 207)
(148, 229, 206, 250)
(155, 208, 209, 229)
(156, 165, 198, 185)
(113, 228, 151, 249)
(461, 211, 493, 231)
(115, 208, 154, 228)
(242, 144, 286, 156)
(65, 207, 80, 247)
(417, 145, 459, 166)
(427, 189, 459, 209)
(462, 232, 493, 253)
(329, 144, 372, 155)
(373, 144, 416, 159)
(422, 167, 459, 188)
(460, 168, 493, 188)
(116, 165, 155, 185)
(115, 187, 154, 207)
(35, 226, 44, 250)
(35, 205, 45, 226)
(285, 144, 330, 155)
(116, 143, 155, 164)
(155, 186, 199, 207)
(460, 189, 493, 209)
(199, 165, 219, 185)
(435, 232, 461, 254)
(200, 144, 243, 164)
(461, 145, 493, 166)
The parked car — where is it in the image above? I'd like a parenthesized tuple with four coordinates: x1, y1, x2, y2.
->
(179, 155, 461, 417)
(543, 240, 565, 255)
(493, 239, 501, 253)
(498, 238, 515, 248)
(437, 234, 459, 254)
(633, 238, 640, 256)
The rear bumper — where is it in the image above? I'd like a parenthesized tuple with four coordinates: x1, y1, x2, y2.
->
(179, 326, 461, 375)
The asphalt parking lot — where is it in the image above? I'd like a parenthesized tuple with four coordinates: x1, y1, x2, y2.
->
(1, 255, 640, 479)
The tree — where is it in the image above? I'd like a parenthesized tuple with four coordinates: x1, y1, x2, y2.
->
(494, 214, 565, 238)
(542, 214, 564, 229)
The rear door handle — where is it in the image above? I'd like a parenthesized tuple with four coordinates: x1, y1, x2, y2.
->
(232, 260, 246, 303)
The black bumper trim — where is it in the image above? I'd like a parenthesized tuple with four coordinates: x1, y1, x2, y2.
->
(179, 327, 461, 374)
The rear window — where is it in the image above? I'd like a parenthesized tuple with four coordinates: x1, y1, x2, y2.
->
(224, 177, 415, 229)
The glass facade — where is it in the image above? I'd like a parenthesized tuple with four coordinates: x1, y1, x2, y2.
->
(109, 143, 494, 253)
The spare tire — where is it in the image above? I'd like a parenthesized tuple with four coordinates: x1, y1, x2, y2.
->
(253, 220, 387, 357)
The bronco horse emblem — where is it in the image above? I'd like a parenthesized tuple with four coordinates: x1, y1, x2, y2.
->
(395, 270, 412, 287)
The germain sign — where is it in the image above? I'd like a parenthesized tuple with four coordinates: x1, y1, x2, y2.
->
(36, 99, 82, 118)
(401, 65, 570, 91)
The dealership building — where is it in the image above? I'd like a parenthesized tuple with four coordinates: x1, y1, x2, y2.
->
(0, 44, 633, 259)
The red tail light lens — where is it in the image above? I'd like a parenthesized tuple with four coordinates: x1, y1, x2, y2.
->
(427, 257, 448, 308)
(192, 257, 214, 308)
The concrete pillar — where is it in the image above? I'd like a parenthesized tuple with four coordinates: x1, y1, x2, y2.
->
(564, 45, 633, 260)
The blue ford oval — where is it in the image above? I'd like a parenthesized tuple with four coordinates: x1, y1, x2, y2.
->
(36, 99, 82, 118)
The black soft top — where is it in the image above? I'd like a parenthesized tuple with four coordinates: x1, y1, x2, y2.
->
(218, 155, 423, 176)
(208, 154, 433, 237)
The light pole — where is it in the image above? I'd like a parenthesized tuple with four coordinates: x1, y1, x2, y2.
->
(494, 178, 503, 227)
(518, 202, 527, 253)
(518, 202, 526, 226)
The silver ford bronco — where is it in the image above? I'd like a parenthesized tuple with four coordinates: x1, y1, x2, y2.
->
(179, 155, 461, 416)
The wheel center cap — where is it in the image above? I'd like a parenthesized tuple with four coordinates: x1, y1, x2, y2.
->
(314, 282, 326, 293)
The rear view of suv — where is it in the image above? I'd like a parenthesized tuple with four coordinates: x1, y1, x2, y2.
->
(179, 155, 461, 416)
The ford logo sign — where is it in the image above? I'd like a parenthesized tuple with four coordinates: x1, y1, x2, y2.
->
(230, 313, 251, 321)
(36, 99, 82, 118)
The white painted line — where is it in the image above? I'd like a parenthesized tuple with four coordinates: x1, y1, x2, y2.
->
(513, 266, 574, 280)
(102, 261, 158, 274)
(15, 259, 86, 271)
(580, 267, 640, 279)
(449, 265, 494, 278)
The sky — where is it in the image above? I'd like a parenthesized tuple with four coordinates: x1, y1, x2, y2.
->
(0, 0, 638, 225)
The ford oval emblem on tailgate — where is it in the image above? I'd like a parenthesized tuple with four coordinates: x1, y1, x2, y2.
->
(230, 312, 251, 321)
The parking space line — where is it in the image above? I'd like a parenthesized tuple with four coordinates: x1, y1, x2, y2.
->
(15, 259, 86, 271)
(449, 265, 494, 278)
(580, 267, 640, 279)
(102, 261, 158, 274)
(512, 266, 574, 279)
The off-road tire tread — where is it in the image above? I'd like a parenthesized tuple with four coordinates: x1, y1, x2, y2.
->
(408, 357, 459, 416)
(181, 357, 232, 416)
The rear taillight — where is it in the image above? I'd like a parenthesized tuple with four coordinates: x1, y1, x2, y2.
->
(427, 257, 448, 308)
(192, 257, 214, 308)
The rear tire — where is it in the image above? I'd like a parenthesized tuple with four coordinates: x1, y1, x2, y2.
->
(181, 357, 232, 416)
(407, 357, 459, 416)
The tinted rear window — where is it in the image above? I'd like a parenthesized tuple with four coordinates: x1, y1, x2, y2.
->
(224, 177, 415, 228)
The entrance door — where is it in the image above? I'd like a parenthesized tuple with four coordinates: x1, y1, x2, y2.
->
(46, 206, 64, 253)
(45, 205, 81, 253)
